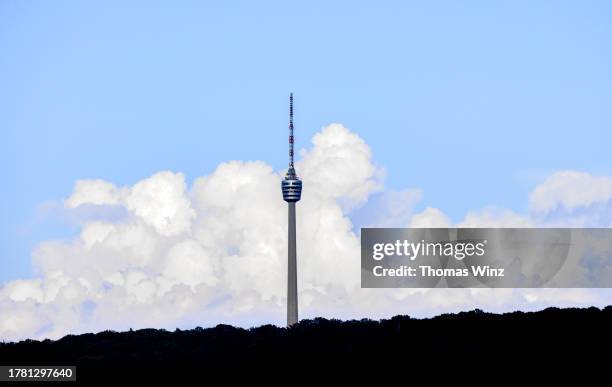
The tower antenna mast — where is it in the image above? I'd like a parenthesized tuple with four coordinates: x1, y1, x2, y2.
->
(289, 93, 294, 169)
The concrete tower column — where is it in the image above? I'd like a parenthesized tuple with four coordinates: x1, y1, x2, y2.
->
(287, 202, 298, 326)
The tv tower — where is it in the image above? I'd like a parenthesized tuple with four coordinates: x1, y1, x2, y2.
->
(281, 93, 302, 327)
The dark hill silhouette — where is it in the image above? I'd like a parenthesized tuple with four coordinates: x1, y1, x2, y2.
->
(1, 306, 610, 381)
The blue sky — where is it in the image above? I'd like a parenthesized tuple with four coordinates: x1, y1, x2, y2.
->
(1, 1, 611, 283)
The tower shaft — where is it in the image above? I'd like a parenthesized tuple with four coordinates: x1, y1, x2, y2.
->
(287, 202, 298, 326)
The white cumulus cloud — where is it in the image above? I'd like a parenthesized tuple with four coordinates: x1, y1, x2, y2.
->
(529, 171, 612, 214)
(409, 207, 451, 228)
(65, 179, 122, 208)
(124, 171, 195, 237)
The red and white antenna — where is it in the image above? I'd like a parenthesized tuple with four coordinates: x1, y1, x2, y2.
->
(289, 92, 294, 169)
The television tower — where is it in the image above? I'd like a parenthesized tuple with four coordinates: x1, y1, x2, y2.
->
(281, 93, 302, 327)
